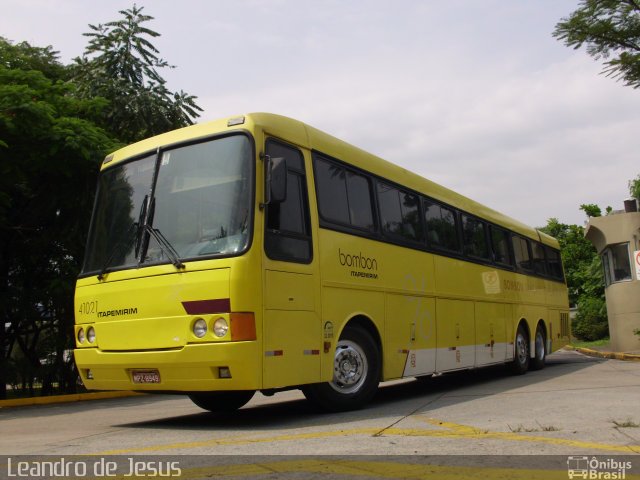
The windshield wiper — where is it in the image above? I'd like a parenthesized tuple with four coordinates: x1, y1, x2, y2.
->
(134, 194, 150, 260)
(140, 223, 185, 270)
(139, 196, 185, 270)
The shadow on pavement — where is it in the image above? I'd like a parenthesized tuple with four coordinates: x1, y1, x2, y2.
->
(111, 349, 603, 432)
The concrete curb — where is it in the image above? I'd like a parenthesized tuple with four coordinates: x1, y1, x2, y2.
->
(565, 345, 640, 362)
(0, 391, 145, 409)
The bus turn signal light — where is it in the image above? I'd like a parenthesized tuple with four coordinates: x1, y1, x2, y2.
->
(230, 313, 256, 341)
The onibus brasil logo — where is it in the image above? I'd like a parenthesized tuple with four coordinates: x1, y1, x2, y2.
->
(567, 456, 632, 479)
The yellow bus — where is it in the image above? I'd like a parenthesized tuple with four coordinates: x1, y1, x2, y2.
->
(74, 113, 570, 412)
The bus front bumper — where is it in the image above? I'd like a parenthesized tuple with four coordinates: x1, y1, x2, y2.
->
(74, 342, 261, 392)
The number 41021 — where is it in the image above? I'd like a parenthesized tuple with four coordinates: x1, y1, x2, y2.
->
(78, 301, 98, 315)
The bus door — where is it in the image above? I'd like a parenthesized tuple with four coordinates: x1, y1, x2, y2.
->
(262, 138, 321, 389)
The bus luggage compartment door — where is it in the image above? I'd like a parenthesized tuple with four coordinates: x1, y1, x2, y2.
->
(263, 269, 320, 388)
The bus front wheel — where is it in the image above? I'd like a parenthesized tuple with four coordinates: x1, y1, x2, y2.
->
(302, 325, 380, 412)
(188, 390, 255, 413)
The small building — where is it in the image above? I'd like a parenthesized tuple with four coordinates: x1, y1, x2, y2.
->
(584, 201, 640, 353)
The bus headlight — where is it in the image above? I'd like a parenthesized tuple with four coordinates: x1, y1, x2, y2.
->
(77, 328, 85, 344)
(87, 327, 96, 344)
(193, 318, 207, 338)
(213, 318, 229, 338)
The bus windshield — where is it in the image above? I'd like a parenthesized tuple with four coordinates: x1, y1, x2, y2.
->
(81, 134, 253, 275)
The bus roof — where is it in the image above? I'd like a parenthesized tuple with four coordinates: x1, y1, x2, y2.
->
(103, 112, 558, 248)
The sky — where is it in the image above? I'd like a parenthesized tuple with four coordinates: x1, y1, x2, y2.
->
(2, 0, 640, 228)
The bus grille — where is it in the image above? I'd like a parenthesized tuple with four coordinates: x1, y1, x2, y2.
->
(560, 312, 570, 338)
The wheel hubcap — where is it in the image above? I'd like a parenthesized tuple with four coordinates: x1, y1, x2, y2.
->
(516, 333, 528, 364)
(536, 332, 545, 360)
(330, 340, 368, 394)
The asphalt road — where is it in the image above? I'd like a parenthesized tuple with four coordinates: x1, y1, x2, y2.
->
(1, 349, 639, 479)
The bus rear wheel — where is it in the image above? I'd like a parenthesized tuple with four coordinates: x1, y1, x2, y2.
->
(302, 325, 380, 412)
(189, 390, 255, 412)
(510, 324, 530, 375)
(530, 325, 546, 371)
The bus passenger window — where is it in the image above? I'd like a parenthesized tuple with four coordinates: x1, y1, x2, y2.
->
(423, 200, 459, 251)
(512, 236, 532, 272)
(462, 215, 489, 260)
(313, 155, 375, 232)
(377, 182, 422, 242)
(314, 157, 349, 225)
(532, 242, 547, 275)
(490, 226, 513, 266)
(545, 246, 563, 280)
(347, 172, 374, 230)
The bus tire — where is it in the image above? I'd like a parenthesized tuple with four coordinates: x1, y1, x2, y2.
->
(302, 325, 380, 412)
(530, 324, 546, 371)
(188, 390, 255, 412)
(510, 324, 530, 375)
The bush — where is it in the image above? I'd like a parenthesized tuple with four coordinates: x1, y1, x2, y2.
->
(629, 174, 640, 202)
(573, 297, 609, 341)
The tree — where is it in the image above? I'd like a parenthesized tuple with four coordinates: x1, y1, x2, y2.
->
(1, 6, 201, 398)
(540, 218, 602, 305)
(72, 5, 202, 143)
(0, 37, 116, 398)
(629, 173, 640, 200)
(540, 216, 608, 341)
(553, 0, 640, 88)
(580, 203, 603, 218)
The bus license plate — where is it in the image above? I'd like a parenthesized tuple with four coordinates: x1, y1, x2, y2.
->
(132, 370, 160, 384)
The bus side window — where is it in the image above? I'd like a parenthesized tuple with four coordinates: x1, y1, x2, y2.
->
(545, 246, 564, 280)
(461, 214, 489, 260)
(377, 181, 422, 243)
(423, 199, 460, 252)
(512, 235, 533, 272)
(264, 139, 312, 263)
(313, 154, 375, 232)
(532, 241, 547, 276)
(490, 225, 513, 267)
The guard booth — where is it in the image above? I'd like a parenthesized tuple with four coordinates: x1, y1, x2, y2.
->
(585, 200, 640, 352)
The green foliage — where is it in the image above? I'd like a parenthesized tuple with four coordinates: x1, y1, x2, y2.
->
(0, 37, 67, 81)
(571, 256, 609, 341)
(0, 37, 116, 398)
(541, 216, 608, 341)
(0, 5, 201, 398)
(553, 0, 640, 89)
(540, 218, 601, 305)
(629, 174, 640, 200)
(72, 5, 202, 143)
(573, 296, 609, 341)
(580, 203, 602, 217)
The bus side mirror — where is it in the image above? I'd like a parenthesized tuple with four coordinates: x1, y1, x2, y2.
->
(265, 156, 287, 206)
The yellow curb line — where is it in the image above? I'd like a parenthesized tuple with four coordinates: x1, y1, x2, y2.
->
(569, 346, 640, 361)
(0, 391, 145, 408)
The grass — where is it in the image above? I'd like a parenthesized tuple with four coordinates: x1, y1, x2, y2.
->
(611, 418, 640, 428)
(508, 423, 561, 433)
(541, 425, 561, 432)
(571, 337, 610, 349)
